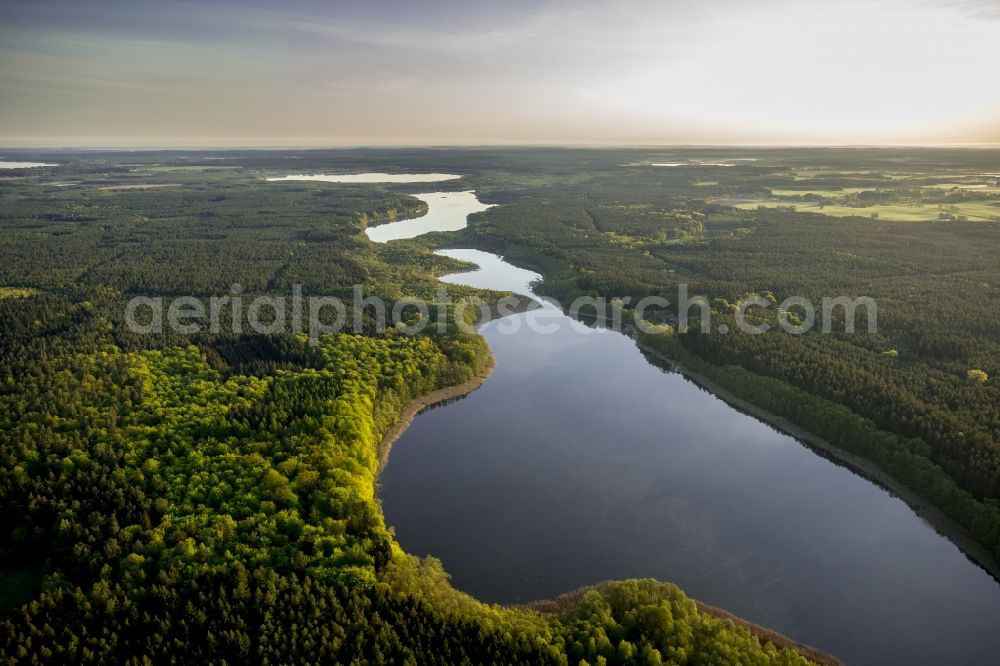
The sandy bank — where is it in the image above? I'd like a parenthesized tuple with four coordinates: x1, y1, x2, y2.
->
(524, 581, 842, 666)
(377, 354, 496, 473)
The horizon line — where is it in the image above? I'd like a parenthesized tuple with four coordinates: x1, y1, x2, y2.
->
(3, 141, 1000, 152)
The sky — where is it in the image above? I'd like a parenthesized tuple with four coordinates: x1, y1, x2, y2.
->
(1, 0, 999, 147)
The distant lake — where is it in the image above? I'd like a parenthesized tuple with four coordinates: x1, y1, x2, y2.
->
(266, 172, 461, 183)
(372, 192, 1000, 666)
(0, 161, 56, 169)
(267, 173, 485, 241)
(651, 162, 735, 167)
(364, 191, 491, 242)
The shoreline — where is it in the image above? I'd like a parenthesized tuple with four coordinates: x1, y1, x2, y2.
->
(369, 309, 839, 662)
(370, 271, 997, 664)
(636, 341, 1000, 582)
(376, 353, 496, 474)
(571, 301, 1000, 580)
(693, 598, 842, 666)
(370, 327, 843, 665)
(523, 581, 842, 666)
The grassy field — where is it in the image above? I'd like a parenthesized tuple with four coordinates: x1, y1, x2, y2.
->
(769, 187, 878, 197)
(735, 200, 1000, 221)
(0, 287, 40, 299)
(925, 182, 1000, 193)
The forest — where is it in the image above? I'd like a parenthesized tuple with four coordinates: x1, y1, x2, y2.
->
(0, 151, 825, 664)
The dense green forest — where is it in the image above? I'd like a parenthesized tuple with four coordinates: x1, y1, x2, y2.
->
(0, 151, 823, 664)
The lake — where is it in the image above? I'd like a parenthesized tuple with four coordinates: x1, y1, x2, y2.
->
(266, 172, 461, 183)
(364, 192, 491, 242)
(267, 174, 487, 242)
(0, 161, 56, 169)
(367, 184, 1000, 665)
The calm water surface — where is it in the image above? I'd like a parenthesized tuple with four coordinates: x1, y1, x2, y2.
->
(0, 160, 56, 169)
(266, 172, 461, 183)
(365, 192, 491, 242)
(372, 191, 1000, 665)
(266, 174, 489, 242)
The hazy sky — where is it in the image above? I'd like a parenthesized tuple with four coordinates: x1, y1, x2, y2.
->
(1, 0, 998, 146)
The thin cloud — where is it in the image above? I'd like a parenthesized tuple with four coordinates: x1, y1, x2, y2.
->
(1, 0, 998, 145)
